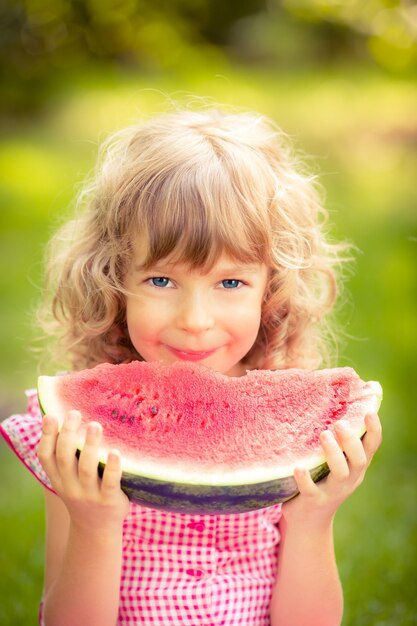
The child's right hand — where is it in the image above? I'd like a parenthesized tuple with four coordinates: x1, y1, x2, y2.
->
(37, 411, 130, 534)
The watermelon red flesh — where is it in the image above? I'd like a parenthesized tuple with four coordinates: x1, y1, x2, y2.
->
(38, 361, 382, 493)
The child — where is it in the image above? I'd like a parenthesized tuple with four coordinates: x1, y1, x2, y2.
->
(1, 106, 382, 626)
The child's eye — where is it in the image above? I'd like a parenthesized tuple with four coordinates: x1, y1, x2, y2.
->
(148, 277, 171, 288)
(220, 279, 242, 289)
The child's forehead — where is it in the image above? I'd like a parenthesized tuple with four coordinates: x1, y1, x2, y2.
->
(131, 237, 263, 275)
(126, 172, 273, 274)
(132, 247, 265, 276)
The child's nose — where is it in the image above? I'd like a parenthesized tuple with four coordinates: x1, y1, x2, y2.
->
(176, 291, 215, 333)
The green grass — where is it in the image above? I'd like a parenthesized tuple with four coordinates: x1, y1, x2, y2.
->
(0, 63, 416, 625)
(0, 443, 44, 625)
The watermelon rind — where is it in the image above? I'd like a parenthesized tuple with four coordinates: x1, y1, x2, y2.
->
(97, 459, 332, 513)
(37, 376, 382, 514)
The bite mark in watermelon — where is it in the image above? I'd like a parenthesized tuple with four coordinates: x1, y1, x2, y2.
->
(37, 362, 382, 514)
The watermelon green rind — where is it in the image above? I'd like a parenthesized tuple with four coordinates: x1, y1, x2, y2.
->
(99, 460, 331, 513)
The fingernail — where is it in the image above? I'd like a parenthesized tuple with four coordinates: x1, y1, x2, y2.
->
(321, 430, 333, 441)
(294, 467, 307, 477)
(336, 420, 348, 430)
(42, 415, 55, 431)
(88, 422, 100, 435)
(108, 449, 120, 462)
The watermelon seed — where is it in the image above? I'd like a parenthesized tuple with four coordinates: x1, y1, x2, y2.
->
(120, 414, 127, 422)
(111, 409, 119, 419)
(129, 416, 135, 425)
(135, 400, 142, 406)
(150, 405, 158, 416)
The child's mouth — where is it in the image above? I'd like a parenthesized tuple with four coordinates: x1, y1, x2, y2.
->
(165, 346, 217, 361)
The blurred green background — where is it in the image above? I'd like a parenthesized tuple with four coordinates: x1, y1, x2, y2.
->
(0, 1, 416, 624)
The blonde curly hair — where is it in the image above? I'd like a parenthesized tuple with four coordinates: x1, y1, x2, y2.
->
(38, 106, 351, 372)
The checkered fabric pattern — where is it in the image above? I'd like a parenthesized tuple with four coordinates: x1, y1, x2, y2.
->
(1, 390, 282, 626)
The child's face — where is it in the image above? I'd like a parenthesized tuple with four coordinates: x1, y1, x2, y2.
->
(124, 248, 268, 377)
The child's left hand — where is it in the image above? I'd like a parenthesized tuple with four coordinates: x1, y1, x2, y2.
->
(283, 412, 382, 528)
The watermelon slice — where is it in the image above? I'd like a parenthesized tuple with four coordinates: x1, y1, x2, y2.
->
(37, 362, 382, 514)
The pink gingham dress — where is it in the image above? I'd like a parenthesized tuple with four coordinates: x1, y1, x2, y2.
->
(1, 390, 282, 626)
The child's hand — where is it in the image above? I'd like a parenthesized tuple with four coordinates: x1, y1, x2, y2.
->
(283, 412, 382, 528)
(37, 411, 130, 533)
